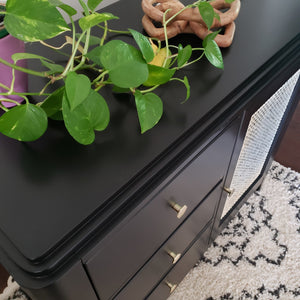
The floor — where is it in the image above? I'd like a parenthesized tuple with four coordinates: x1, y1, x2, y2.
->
(274, 99, 300, 172)
(0, 264, 8, 293)
(0, 99, 299, 294)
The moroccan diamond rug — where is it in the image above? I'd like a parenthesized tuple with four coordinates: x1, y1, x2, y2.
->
(0, 161, 299, 300)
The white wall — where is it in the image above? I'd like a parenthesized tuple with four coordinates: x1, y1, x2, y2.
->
(59, 0, 120, 21)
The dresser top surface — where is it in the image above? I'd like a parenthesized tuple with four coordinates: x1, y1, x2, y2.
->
(0, 0, 299, 285)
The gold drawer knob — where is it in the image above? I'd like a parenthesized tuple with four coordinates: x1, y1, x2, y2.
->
(168, 200, 187, 219)
(166, 250, 181, 264)
(165, 280, 177, 294)
(223, 186, 234, 196)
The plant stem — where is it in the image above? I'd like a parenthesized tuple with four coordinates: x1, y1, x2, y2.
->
(0, 57, 47, 78)
(77, 63, 99, 72)
(8, 68, 16, 94)
(22, 95, 30, 104)
(163, 9, 171, 68)
(164, 0, 202, 26)
(0, 104, 9, 112)
(40, 40, 70, 50)
(39, 79, 53, 95)
(0, 98, 22, 106)
(181, 51, 205, 68)
(61, 31, 86, 77)
(0, 92, 51, 96)
(83, 28, 91, 55)
(100, 21, 108, 46)
(140, 85, 159, 94)
(0, 82, 9, 91)
(94, 83, 106, 92)
(169, 45, 179, 50)
(72, 28, 91, 72)
(97, 25, 130, 35)
(70, 18, 76, 52)
(91, 70, 109, 85)
(192, 47, 205, 51)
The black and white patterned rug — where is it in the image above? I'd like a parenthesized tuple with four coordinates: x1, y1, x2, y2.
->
(169, 161, 300, 300)
(1, 161, 299, 300)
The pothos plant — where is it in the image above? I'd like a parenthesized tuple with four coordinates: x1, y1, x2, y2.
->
(0, 0, 232, 145)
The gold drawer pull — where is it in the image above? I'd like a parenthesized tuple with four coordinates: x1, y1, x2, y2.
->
(223, 186, 234, 196)
(165, 280, 177, 294)
(168, 200, 187, 219)
(166, 250, 181, 264)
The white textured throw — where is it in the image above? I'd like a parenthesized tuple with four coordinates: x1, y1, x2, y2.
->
(1, 161, 299, 300)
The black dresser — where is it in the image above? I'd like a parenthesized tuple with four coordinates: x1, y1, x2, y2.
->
(0, 0, 299, 299)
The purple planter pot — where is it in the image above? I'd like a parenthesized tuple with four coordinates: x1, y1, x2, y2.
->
(0, 34, 28, 107)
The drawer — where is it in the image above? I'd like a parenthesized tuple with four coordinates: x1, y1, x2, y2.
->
(147, 223, 212, 300)
(84, 121, 239, 300)
(114, 184, 221, 300)
(143, 224, 212, 300)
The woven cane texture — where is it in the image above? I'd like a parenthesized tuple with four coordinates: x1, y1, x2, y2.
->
(221, 69, 300, 218)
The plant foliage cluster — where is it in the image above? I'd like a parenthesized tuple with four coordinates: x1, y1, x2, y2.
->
(0, 0, 233, 145)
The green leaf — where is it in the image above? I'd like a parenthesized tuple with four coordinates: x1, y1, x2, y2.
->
(77, 33, 102, 46)
(134, 90, 163, 134)
(202, 30, 221, 48)
(170, 76, 191, 103)
(85, 46, 103, 66)
(143, 65, 175, 87)
(4, 0, 70, 42)
(129, 29, 154, 63)
(11, 53, 52, 64)
(88, 0, 104, 11)
(48, 0, 77, 16)
(204, 39, 224, 69)
(40, 86, 65, 117)
(214, 11, 221, 22)
(198, 2, 214, 30)
(59, 4, 77, 16)
(62, 93, 93, 145)
(0, 103, 48, 142)
(78, 0, 89, 15)
(79, 12, 119, 31)
(62, 90, 110, 145)
(48, 0, 63, 5)
(225, 0, 236, 3)
(177, 44, 192, 68)
(41, 60, 65, 75)
(112, 86, 131, 94)
(50, 111, 63, 121)
(88, 91, 110, 131)
(182, 76, 190, 102)
(100, 40, 149, 88)
(65, 72, 91, 110)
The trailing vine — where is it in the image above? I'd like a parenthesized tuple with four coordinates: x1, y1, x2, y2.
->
(0, 0, 237, 145)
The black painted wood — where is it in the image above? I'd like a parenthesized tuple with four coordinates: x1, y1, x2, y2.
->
(22, 262, 98, 300)
(146, 224, 212, 300)
(115, 185, 222, 300)
(83, 118, 239, 300)
(0, 0, 299, 292)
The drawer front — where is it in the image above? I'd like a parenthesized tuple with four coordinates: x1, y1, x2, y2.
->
(147, 223, 212, 300)
(84, 121, 239, 300)
(115, 184, 221, 300)
(143, 224, 211, 300)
